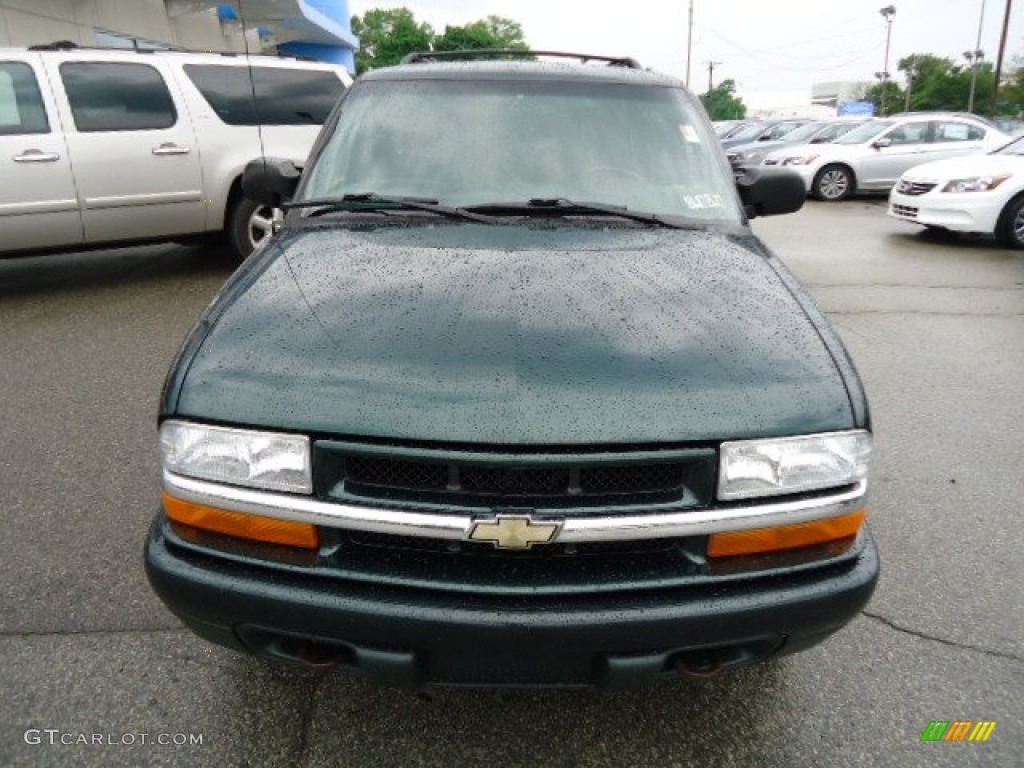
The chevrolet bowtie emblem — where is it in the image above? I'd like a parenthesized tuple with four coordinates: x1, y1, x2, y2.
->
(468, 514, 562, 549)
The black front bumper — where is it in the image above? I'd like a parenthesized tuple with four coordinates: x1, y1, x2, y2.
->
(145, 518, 879, 688)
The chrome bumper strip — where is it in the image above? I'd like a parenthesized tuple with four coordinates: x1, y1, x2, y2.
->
(162, 470, 867, 543)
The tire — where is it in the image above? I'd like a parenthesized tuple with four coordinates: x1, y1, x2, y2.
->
(811, 164, 854, 202)
(995, 193, 1024, 249)
(227, 196, 277, 260)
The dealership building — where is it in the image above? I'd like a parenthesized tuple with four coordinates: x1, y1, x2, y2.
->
(0, 0, 358, 71)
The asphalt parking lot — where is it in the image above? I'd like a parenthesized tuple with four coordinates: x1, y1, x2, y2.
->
(1, 199, 1021, 767)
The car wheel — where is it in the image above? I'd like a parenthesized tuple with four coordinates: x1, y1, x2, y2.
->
(995, 194, 1024, 249)
(228, 196, 277, 260)
(812, 165, 854, 201)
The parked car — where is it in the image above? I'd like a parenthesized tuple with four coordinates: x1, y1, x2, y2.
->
(728, 119, 867, 170)
(146, 50, 877, 688)
(888, 133, 1024, 247)
(712, 119, 742, 137)
(719, 118, 811, 150)
(995, 118, 1024, 138)
(766, 114, 1009, 201)
(715, 119, 759, 140)
(0, 43, 350, 259)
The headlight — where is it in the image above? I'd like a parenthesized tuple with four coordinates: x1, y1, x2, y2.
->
(718, 430, 871, 501)
(160, 420, 312, 493)
(740, 151, 766, 164)
(940, 174, 1010, 193)
(782, 155, 819, 166)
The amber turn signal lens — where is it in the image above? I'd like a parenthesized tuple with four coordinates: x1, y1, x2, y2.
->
(708, 509, 867, 558)
(162, 492, 319, 550)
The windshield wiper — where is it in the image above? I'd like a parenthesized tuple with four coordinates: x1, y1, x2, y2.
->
(463, 198, 695, 229)
(283, 193, 501, 224)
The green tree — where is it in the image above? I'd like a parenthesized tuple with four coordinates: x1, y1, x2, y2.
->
(1001, 56, 1024, 116)
(901, 54, 991, 113)
(699, 79, 746, 120)
(432, 15, 529, 52)
(863, 79, 904, 116)
(864, 53, 1005, 115)
(350, 7, 433, 74)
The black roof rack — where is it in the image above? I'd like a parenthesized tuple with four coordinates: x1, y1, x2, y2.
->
(25, 40, 314, 61)
(400, 49, 642, 69)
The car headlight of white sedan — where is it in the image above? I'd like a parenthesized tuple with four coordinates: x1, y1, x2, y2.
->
(940, 174, 1010, 193)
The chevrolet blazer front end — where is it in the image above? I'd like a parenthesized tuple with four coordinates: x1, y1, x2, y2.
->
(145, 53, 878, 687)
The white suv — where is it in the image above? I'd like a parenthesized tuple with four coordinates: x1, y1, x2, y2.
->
(0, 43, 350, 259)
(764, 114, 1008, 201)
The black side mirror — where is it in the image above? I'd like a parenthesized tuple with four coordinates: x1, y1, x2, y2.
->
(871, 137, 892, 149)
(735, 167, 805, 219)
(241, 158, 301, 207)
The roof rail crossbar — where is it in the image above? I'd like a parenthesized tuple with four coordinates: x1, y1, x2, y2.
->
(400, 49, 642, 69)
(24, 40, 313, 61)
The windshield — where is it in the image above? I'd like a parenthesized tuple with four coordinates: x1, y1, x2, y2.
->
(724, 121, 768, 142)
(995, 135, 1024, 155)
(301, 77, 742, 223)
(835, 120, 894, 144)
(778, 122, 826, 142)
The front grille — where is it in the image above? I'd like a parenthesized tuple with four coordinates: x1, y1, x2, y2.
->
(346, 456, 448, 491)
(316, 441, 716, 510)
(344, 530, 685, 558)
(345, 456, 689, 497)
(460, 465, 569, 495)
(580, 463, 685, 493)
(891, 203, 918, 219)
(896, 179, 937, 196)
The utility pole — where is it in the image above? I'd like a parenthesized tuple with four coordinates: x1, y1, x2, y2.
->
(991, 0, 1013, 117)
(878, 5, 896, 116)
(964, 49, 985, 112)
(706, 60, 721, 95)
(686, 0, 694, 88)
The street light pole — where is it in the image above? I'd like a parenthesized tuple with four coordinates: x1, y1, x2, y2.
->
(875, 71, 891, 115)
(878, 6, 896, 116)
(904, 56, 920, 111)
(968, 0, 987, 113)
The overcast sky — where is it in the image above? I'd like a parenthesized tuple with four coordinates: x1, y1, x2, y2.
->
(348, 0, 1023, 100)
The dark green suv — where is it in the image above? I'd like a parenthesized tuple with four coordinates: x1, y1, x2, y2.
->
(146, 51, 878, 687)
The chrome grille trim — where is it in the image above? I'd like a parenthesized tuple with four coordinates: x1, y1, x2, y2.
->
(895, 179, 937, 196)
(162, 470, 868, 543)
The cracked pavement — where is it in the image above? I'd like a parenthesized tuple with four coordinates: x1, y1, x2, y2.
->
(1, 200, 1021, 767)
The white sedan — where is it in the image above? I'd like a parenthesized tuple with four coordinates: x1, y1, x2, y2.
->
(888, 136, 1024, 248)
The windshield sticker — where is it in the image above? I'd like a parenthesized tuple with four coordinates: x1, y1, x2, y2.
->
(683, 193, 724, 210)
(679, 124, 700, 143)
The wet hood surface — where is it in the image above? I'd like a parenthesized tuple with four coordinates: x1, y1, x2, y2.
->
(174, 223, 854, 445)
